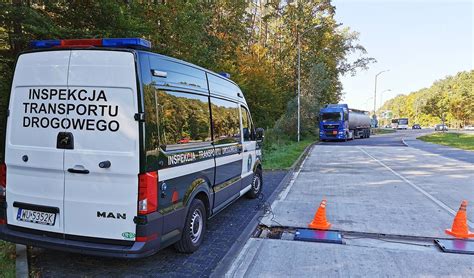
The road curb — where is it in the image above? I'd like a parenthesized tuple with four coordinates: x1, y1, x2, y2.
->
(210, 142, 316, 278)
(401, 138, 408, 147)
(15, 244, 28, 278)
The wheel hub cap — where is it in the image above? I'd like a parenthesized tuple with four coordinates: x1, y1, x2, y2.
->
(190, 209, 202, 244)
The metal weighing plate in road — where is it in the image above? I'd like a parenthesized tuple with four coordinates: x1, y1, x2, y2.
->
(435, 239, 474, 255)
(294, 229, 343, 244)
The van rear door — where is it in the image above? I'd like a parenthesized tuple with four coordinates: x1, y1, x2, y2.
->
(63, 50, 140, 241)
(5, 51, 71, 234)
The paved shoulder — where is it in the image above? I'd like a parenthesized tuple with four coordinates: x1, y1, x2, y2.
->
(227, 238, 474, 277)
(226, 133, 474, 277)
(30, 171, 287, 277)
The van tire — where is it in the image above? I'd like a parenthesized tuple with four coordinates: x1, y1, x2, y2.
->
(175, 199, 206, 253)
(246, 170, 262, 199)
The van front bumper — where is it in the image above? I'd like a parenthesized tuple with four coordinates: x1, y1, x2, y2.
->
(0, 224, 160, 258)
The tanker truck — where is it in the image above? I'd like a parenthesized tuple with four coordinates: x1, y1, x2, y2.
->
(319, 104, 371, 141)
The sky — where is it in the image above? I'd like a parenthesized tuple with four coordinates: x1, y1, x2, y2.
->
(332, 0, 473, 111)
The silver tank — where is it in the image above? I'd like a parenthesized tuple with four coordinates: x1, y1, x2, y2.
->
(348, 110, 371, 129)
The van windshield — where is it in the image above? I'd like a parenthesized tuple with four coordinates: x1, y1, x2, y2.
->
(321, 112, 341, 122)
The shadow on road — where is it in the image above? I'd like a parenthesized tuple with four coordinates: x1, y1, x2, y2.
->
(29, 172, 287, 278)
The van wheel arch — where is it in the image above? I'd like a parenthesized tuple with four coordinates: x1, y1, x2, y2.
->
(253, 159, 263, 173)
(192, 191, 211, 219)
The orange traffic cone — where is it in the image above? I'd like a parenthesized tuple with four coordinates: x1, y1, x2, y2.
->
(445, 200, 474, 239)
(308, 199, 331, 230)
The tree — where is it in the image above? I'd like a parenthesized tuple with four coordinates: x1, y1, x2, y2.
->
(0, 0, 374, 144)
(379, 70, 474, 128)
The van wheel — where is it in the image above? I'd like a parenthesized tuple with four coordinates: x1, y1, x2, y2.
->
(175, 199, 206, 253)
(246, 170, 262, 199)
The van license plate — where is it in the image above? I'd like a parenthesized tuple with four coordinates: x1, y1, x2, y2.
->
(16, 209, 56, 226)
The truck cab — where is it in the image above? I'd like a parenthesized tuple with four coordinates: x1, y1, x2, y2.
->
(319, 104, 371, 141)
(319, 104, 350, 141)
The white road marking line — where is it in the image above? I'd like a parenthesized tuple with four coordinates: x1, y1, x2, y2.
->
(277, 145, 312, 201)
(358, 146, 474, 228)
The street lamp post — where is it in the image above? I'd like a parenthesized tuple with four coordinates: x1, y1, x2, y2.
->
(373, 70, 389, 116)
(297, 32, 301, 142)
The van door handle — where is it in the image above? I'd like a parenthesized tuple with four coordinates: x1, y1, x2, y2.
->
(67, 168, 90, 174)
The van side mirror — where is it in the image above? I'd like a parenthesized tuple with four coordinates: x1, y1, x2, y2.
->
(256, 128, 264, 143)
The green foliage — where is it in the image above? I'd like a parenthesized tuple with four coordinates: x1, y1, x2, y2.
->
(417, 133, 474, 151)
(0, 240, 15, 278)
(0, 1, 373, 145)
(379, 70, 474, 128)
(263, 135, 315, 170)
(372, 128, 396, 135)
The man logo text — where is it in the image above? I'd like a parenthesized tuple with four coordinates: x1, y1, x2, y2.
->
(97, 211, 126, 219)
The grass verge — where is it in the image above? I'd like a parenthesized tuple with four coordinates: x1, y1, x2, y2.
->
(372, 128, 396, 135)
(263, 138, 315, 170)
(417, 132, 474, 151)
(0, 240, 15, 277)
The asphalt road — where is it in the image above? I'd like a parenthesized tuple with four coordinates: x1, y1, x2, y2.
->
(403, 129, 474, 164)
(29, 171, 287, 278)
(227, 129, 474, 277)
(320, 130, 407, 147)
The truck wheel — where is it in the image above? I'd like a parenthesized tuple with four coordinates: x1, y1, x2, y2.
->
(246, 170, 262, 199)
(175, 199, 206, 253)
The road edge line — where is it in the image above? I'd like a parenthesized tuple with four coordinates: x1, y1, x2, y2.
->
(210, 142, 316, 278)
(357, 147, 473, 228)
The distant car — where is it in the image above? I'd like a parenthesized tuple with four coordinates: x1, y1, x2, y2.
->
(464, 125, 474, 131)
(384, 124, 391, 128)
(435, 124, 448, 131)
(412, 124, 421, 129)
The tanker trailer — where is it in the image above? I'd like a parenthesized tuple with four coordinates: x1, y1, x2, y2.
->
(319, 104, 371, 141)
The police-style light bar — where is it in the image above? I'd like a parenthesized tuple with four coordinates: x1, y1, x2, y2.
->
(219, 72, 231, 79)
(30, 38, 152, 49)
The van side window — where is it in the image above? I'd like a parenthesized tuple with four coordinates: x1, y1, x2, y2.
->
(144, 84, 160, 150)
(241, 106, 254, 141)
(210, 97, 241, 145)
(156, 90, 212, 148)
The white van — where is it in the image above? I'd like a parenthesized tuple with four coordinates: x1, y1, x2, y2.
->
(0, 38, 264, 258)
